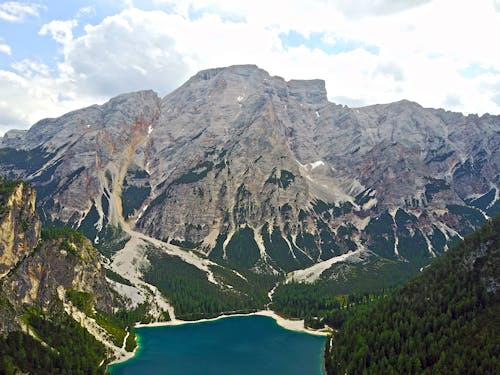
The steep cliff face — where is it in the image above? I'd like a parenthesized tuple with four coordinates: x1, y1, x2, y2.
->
(3, 231, 113, 314)
(0, 180, 114, 319)
(0, 65, 498, 276)
(0, 180, 40, 278)
(0, 180, 137, 370)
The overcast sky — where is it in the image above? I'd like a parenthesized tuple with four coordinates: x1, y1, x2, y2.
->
(0, 0, 499, 135)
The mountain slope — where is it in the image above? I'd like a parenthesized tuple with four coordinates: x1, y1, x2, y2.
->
(0, 179, 160, 373)
(326, 215, 500, 374)
(0, 64, 498, 285)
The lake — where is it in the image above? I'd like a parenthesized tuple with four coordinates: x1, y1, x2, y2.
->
(109, 315, 326, 375)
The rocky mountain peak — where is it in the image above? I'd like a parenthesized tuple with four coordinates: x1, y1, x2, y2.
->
(0, 65, 498, 276)
(287, 79, 327, 104)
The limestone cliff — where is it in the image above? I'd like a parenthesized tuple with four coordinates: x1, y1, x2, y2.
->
(3, 231, 113, 314)
(0, 179, 135, 369)
(0, 180, 39, 278)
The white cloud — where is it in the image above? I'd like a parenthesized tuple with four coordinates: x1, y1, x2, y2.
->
(331, 0, 433, 18)
(1, 0, 500, 136)
(0, 1, 43, 23)
(61, 9, 192, 97)
(0, 68, 96, 136)
(0, 41, 11, 55)
(11, 59, 50, 78)
(374, 61, 405, 82)
(77, 6, 95, 17)
(39, 19, 78, 45)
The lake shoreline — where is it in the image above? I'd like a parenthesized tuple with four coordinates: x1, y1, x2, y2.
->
(109, 309, 330, 366)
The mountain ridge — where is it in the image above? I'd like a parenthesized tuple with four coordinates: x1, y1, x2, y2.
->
(0, 64, 498, 285)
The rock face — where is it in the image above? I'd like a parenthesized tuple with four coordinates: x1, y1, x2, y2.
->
(4, 233, 113, 314)
(1, 65, 499, 274)
(0, 181, 40, 278)
(0, 180, 114, 327)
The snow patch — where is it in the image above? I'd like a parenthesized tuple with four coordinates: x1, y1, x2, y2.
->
(310, 160, 325, 169)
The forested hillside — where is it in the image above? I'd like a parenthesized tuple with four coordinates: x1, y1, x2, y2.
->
(326, 215, 500, 374)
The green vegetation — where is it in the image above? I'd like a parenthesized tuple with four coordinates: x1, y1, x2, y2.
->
(0, 310, 107, 375)
(273, 281, 385, 328)
(469, 189, 500, 217)
(326, 215, 500, 374)
(261, 224, 313, 271)
(76, 203, 130, 257)
(96, 225, 130, 258)
(172, 161, 214, 185)
(273, 256, 422, 325)
(41, 225, 86, 242)
(354, 188, 375, 206)
(0, 329, 106, 375)
(295, 231, 320, 260)
(65, 289, 149, 350)
(170, 239, 201, 249)
(208, 233, 227, 262)
(0, 146, 55, 175)
(447, 204, 486, 234)
(121, 185, 151, 219)
(312, 200, 354, 219)
(316, 218, 341, 259)
(98, 303, 159, 351)
(209, 265, 274, 308)
(429, 225, 447, 255)
(77, 203, 101, 243)
(0, 178, 23, 218)
(265, 169, 295, 189)
(224, 226, 261, 270)
(66, 290, 94, 315)
(0, 177, 22, 202)
(41, 226, 89, 258)
(143, 250, 268, 320)
(364, 211, 396, 258)
(424, 177, 450, 202)
(105, 268, 133, 286)
(395, 209, 428, 260)
(262, 224, 295, 271)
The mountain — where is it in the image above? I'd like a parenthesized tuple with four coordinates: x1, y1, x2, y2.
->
(325, 215, 500, 374)
(0, 64, 498, 300)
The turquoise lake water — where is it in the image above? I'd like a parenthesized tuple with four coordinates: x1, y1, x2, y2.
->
(109, 315, 326, 375)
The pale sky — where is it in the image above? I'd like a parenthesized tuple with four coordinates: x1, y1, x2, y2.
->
(0, 0, 500, 135)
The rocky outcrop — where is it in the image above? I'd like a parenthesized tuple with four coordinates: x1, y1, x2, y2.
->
(0, 181, 39, 278)
(3, 232, 113, 314)
(1, 65, 498, 274)
(0, 179, 122, 361)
